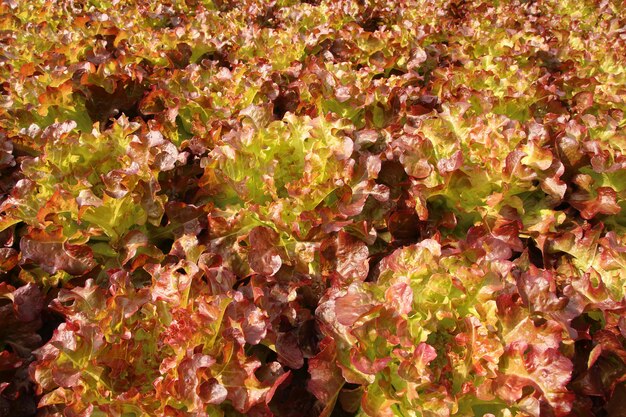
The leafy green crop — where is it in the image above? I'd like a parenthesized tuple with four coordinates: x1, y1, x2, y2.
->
(1, 0, 625, 416)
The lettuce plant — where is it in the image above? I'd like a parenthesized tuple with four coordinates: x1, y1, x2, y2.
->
(1, 0, 625, 416)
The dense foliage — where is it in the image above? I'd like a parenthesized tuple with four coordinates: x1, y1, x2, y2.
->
(1, 0, 626, 416)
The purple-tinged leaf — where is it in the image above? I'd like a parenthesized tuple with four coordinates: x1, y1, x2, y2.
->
(248, 226, 283, 276)
(20, 229, 96, 275)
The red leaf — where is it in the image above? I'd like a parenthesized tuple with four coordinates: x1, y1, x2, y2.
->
(308, 337, 344, 416)
(12, 283, 44, 323)
(335, 284, 374, 326)
(198, 253, 236, 295)
(572, 91, 594, 112)
(177, 353, 216, 401)
(248, 226, 282, 276)
(20, 230, 96, 275)
(437, 150, 463, 174)
(570, 187, 621, 219)
(498, 343, 574, 417)
(276, 332, 304, 369)
(199, 378, 228, 405)
(242, 305, 268, 345)
(397, 342, 437, 382)
(336, 231, 369, 282)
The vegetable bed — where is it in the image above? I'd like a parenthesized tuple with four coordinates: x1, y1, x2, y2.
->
(1, 1, 626, 416)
